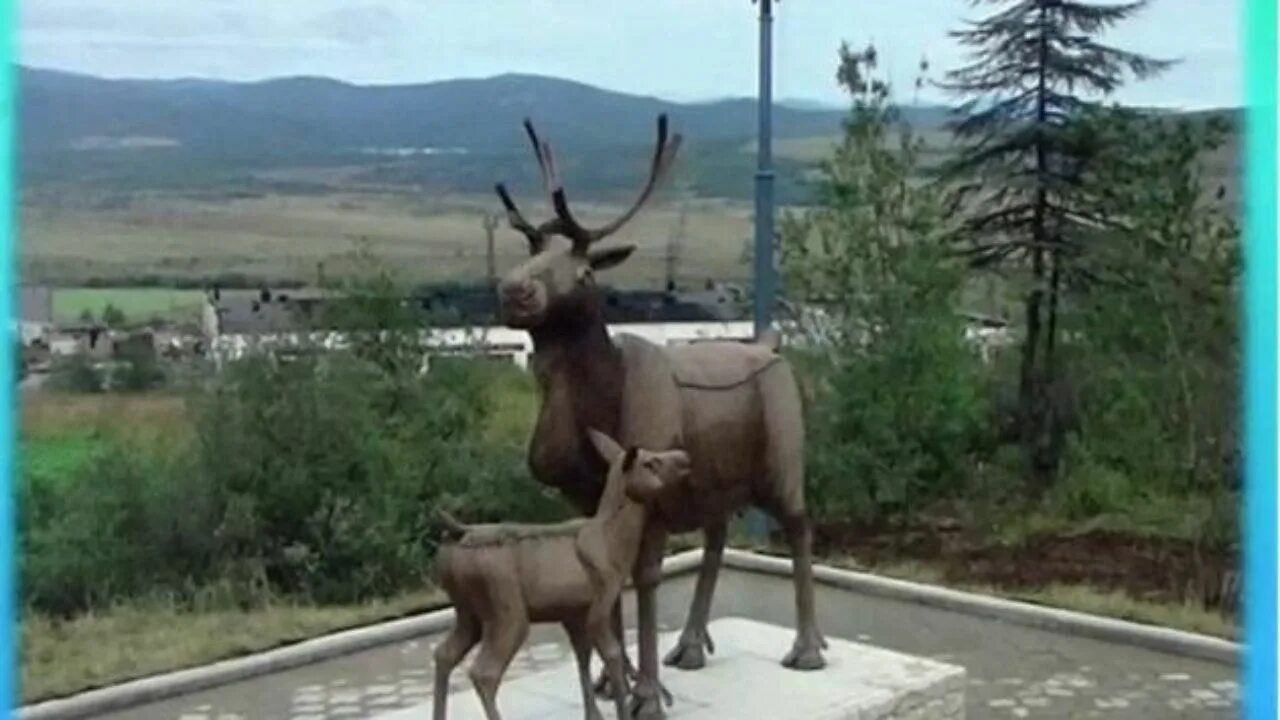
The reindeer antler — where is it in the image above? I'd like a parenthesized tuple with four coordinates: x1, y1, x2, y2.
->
(494, 113, 686, 253)
(548, 115, 683, 253)
(493, 181, 548, 251)
(492, 115, 682, 254)
(492, 117, 571, 251)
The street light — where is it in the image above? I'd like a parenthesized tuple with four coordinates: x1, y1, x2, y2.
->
(746, 0, 778, 545)
(752, 0, 777, 339)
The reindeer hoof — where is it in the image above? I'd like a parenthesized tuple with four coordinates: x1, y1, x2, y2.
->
(593, 671, 621, 700)
(781, 636, 827, 671)
(663, 630, 713, 670)
(662, 640, 706, 670)
(629, 685, 668, 720)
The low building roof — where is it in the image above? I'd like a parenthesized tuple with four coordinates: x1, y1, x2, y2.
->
(209, 283, 749, 335)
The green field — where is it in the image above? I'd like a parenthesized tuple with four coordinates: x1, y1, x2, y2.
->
(53, 288, 206, 325)
(21, 189, 757, 290)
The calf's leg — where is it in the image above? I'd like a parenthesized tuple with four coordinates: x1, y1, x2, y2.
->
(432, 611, 481, 720)
(588, 591, 631, 720)
(469, 614, 529, 720)
(565, 618, 605, 720)
(629, 526, 672, 720)
(592, 599, 636, 698)
(663, 520, 726, 670)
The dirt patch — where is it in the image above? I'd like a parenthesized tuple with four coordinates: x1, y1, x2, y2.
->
(811, 522, 1239, 616)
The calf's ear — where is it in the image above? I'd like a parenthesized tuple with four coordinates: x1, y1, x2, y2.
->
(586, 427, 624, 465)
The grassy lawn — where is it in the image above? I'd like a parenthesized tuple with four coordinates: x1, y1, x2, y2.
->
(52, 287, 205, 325)
(21, 191, 755, 288)
(736, 539, 1238, 641)
(21, 393, 187, 444)
(21, 590, 447, 705)
(843, 557, 1237, 641)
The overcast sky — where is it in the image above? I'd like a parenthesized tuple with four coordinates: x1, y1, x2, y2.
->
(19, 1, 1241, 109)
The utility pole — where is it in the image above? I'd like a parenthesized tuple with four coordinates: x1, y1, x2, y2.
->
(482, 213, 500, 289)
(746, 0, 778, 545)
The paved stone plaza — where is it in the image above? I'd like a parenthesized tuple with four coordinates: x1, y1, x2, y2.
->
(99, 568, 1239, 720)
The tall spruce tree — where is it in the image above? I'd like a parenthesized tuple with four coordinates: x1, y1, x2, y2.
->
(940, 0, 1173, 486)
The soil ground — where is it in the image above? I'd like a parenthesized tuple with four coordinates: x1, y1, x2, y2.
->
(810, 521, 1238, 617)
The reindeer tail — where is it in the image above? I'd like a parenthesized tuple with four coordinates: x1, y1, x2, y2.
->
(435, 508, 469, 543)
(756, 328, 782, 352)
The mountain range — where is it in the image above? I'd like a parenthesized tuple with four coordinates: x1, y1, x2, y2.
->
(18, 66, 1236, 205)
(18, 66, 950, 158)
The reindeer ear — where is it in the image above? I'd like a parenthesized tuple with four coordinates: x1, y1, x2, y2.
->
(585, 428, 624, 465)
(587, 245, 637, 271)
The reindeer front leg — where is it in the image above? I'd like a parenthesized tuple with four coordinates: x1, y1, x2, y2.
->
(663, 520, 725, 670)
(587, 592, 630, 720)
(629, 525, 672, 720)
(592, 599, 638, 698)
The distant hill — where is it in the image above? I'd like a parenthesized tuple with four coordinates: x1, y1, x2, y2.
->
(17, 65, 1237, 204)
(17, 66, 953, 200)
(22, 66, 922, 156)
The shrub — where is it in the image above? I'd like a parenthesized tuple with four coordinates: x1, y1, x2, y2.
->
(19, 259, 565, 616)
(113, 346, 166, 392)
(781, 45, 990, 526)
(46, 355, 105, 394)
(18, 442, 213, 616)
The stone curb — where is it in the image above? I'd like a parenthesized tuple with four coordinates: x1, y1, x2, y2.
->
(16, 550, 706, 720)
(719, 548, 1240, 666)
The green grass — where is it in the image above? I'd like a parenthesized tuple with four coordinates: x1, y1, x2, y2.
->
(21, 589, 447, 705)
(53, 287, 205, 325)
(20, 433, 103, 493)
(22, 191, 756, 288)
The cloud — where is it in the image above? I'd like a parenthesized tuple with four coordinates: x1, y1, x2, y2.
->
(306, 5, 403, 46)
(16, 0, 1242, 108)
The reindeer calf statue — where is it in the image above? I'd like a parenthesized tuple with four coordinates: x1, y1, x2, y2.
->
(432, 429, 691, 720)
(488, 114, 827, 720)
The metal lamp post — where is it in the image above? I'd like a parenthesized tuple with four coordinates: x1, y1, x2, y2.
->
(745, 0, 777, 545)
(752, 0, 777, 339)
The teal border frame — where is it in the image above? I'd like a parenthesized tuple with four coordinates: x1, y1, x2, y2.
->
(1243, 0, 1278, 718)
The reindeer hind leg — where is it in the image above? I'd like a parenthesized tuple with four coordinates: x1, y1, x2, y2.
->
(760, 362, 827, 671)
(433, 610, 481, 720)
(469, 613, 529, 720)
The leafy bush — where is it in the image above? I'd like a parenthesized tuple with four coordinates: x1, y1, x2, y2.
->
(1065, 109, 1239, 545)
(21, 351, 560, 615)
(113, 346, 166, 392)
(46, 355, 105, 394)
(18, 441, 213, 616)
(19, 258, 565, 616)
(781, 45, 990, 525)
(100, 303, 127, 329)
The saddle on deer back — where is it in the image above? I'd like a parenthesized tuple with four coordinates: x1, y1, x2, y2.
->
(617, 332, 784, 392)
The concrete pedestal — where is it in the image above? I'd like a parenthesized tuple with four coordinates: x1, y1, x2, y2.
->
(380, 616, 965, 719)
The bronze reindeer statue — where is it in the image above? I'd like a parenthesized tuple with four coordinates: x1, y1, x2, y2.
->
(432, 429, 691, 720)
(488, 115, 826, 720)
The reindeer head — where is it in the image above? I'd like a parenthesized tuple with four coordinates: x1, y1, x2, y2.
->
(587, 428, 691, 504)
(493, 116, 682, 329)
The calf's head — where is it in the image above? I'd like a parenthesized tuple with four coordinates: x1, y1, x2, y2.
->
(492, 116, 682, 330)
(586, 428, 690, 505)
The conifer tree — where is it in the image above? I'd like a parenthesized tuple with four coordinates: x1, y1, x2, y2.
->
(940, 0, 1173, 485)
